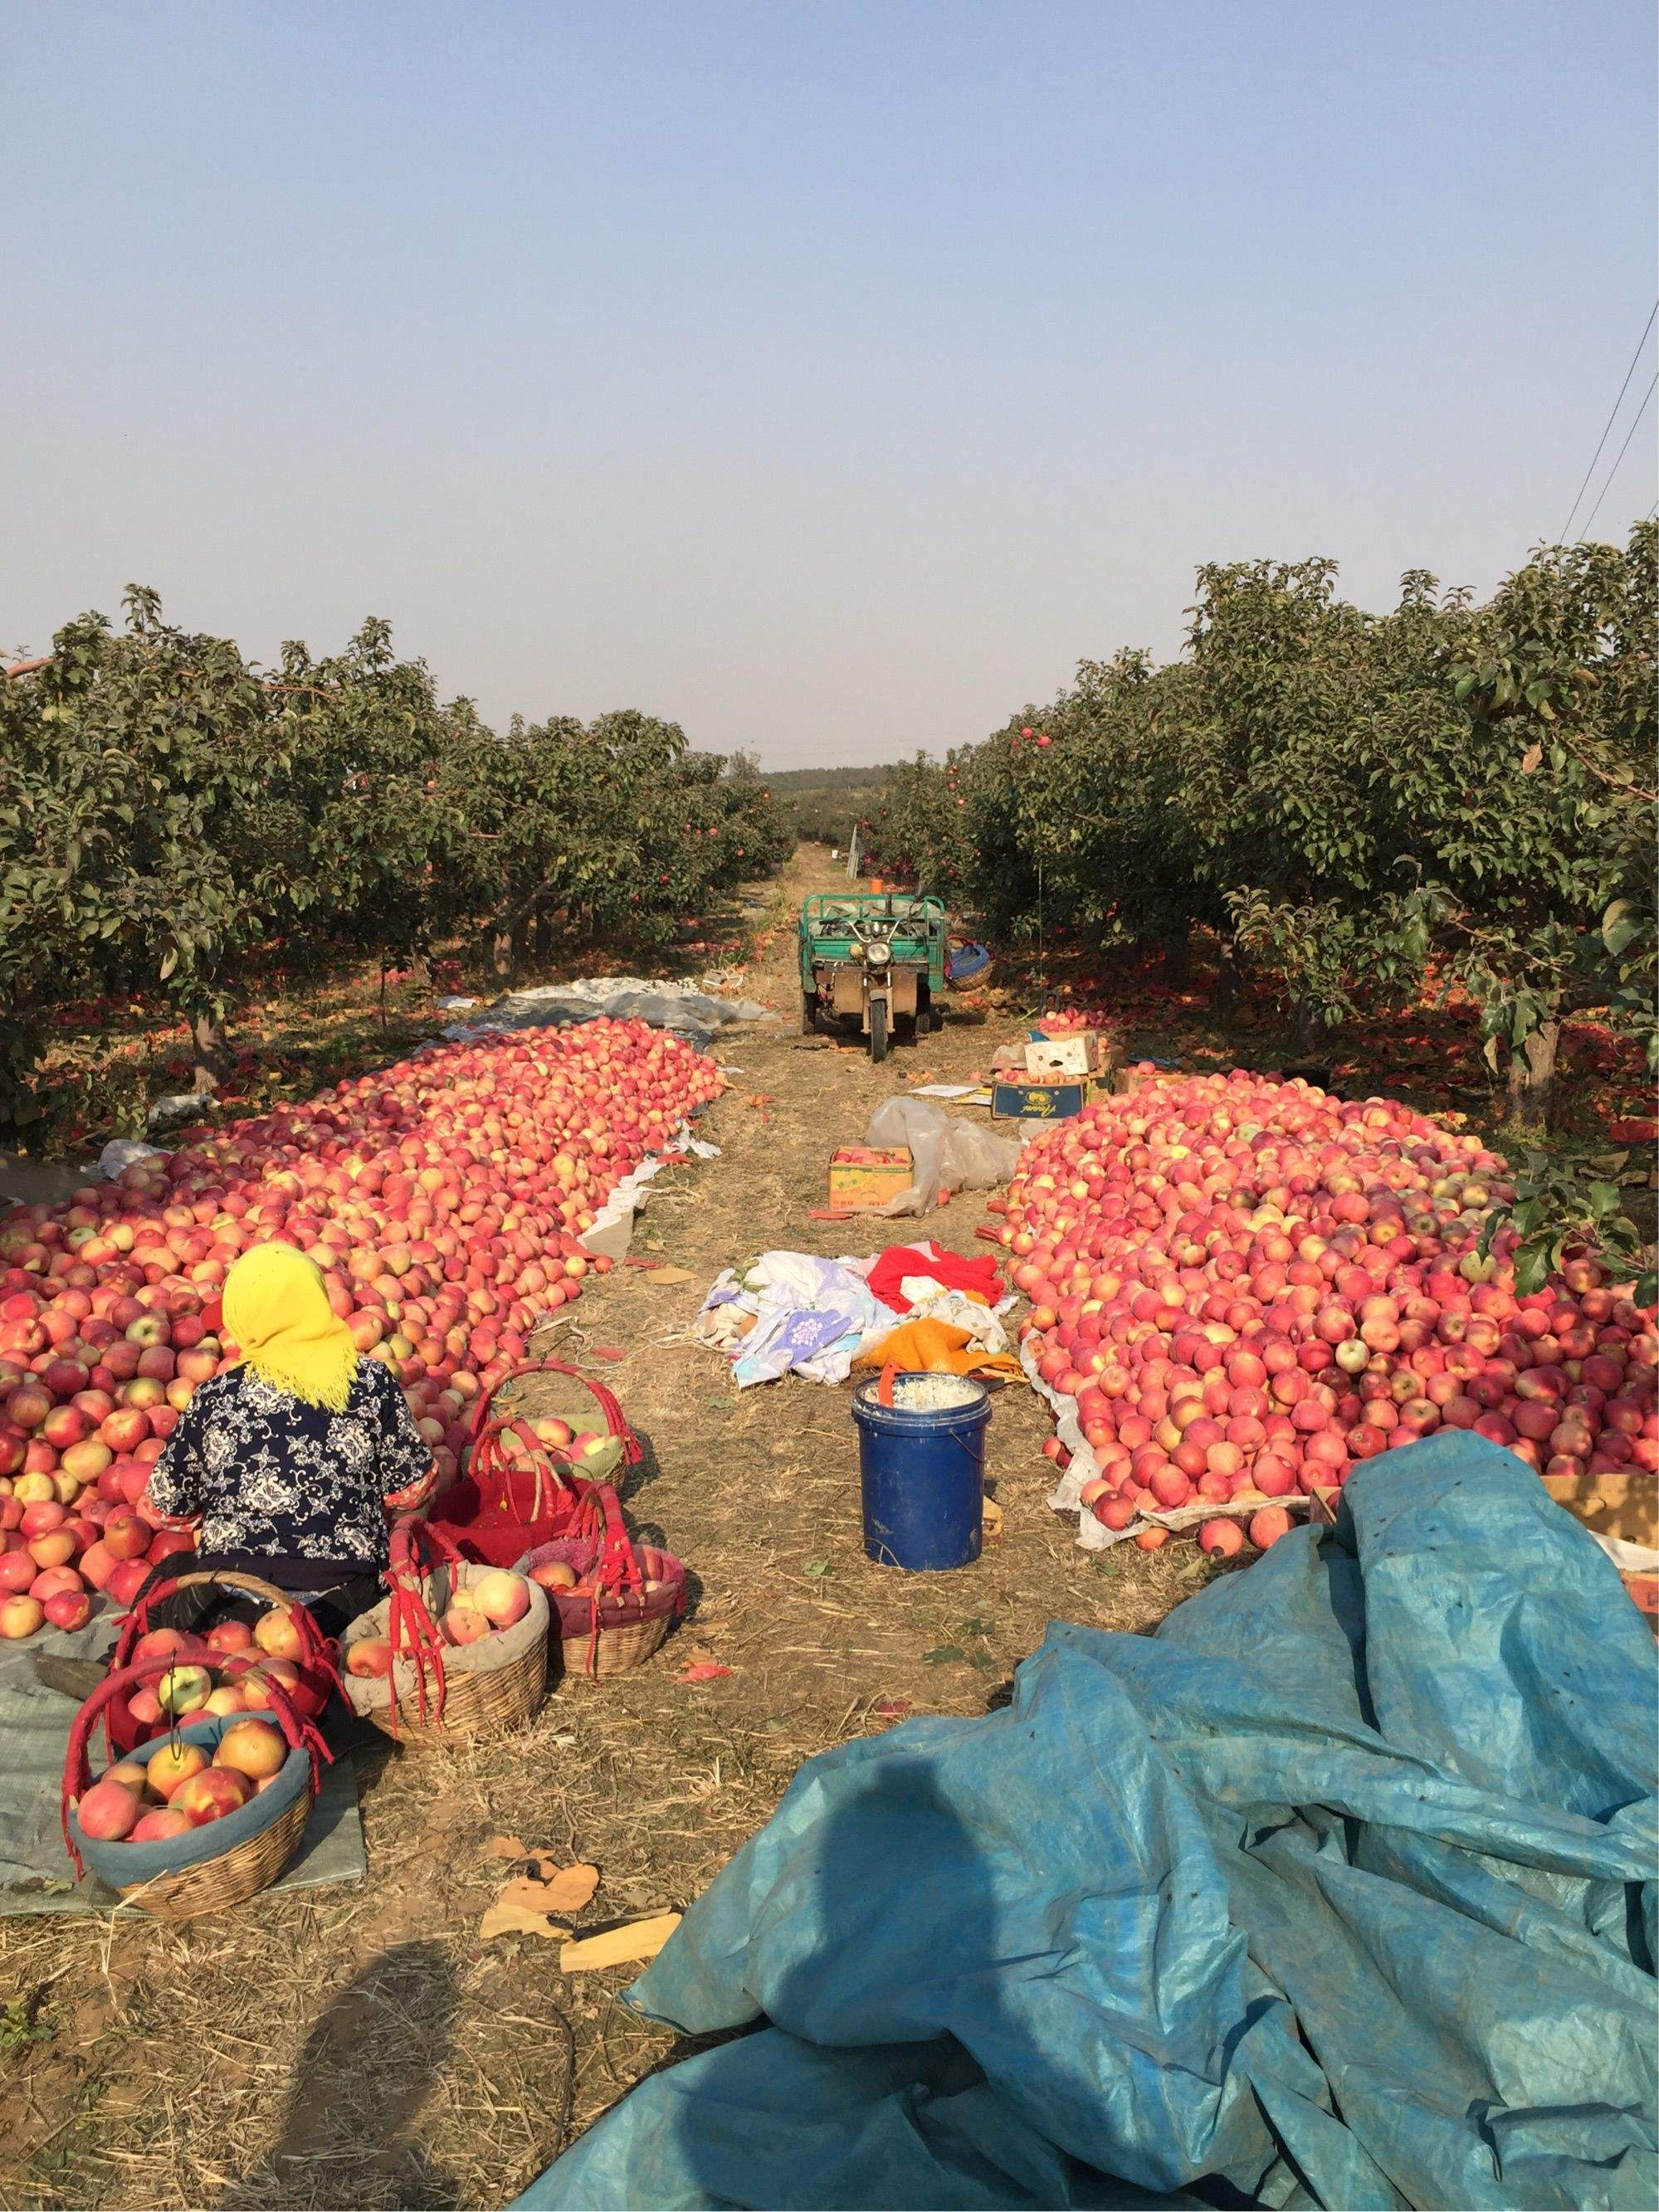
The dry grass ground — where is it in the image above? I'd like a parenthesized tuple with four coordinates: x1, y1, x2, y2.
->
(0, 851, 1263, 2209)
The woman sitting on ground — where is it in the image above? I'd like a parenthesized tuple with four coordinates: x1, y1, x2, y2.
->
(140, 1241, 434, 1638)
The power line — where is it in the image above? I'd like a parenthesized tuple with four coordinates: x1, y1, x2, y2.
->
(1577, 371, 1658, 541)
(1559, 300, 1657, 541)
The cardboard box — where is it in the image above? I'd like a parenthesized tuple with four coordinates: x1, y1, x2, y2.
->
(1025, 1035, 1095, 1078)
(1114, 1060, 1180, 1095)
(828, 1146, 913, 1210)
(991, 1077, 1102, 1122)
(1542, 1469, 1657, 1550)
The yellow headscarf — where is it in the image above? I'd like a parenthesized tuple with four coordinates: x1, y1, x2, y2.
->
(222, 1242, 361, 1414)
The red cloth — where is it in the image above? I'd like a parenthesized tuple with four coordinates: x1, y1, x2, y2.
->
(866, 1242, 1003, 1316)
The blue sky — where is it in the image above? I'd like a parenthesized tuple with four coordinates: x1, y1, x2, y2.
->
(4, 0, 1654, 765)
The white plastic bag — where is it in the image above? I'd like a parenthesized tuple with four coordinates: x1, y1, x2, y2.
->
(862, 1099, 1021, 1216)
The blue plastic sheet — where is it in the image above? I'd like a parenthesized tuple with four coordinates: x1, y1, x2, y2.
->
(520, 1437, 1657, 2210)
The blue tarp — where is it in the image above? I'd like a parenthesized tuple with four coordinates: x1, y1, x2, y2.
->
(520, 1436, 1658, 2210)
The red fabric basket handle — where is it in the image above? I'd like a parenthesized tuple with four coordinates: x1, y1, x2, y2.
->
(61, 1655, 327, 1878)
(590, 1484, 642, 1598)
(471, 1416, 596, 1529)
(469, 1358, 643, 1464)
(381, 1515, 469, 1732)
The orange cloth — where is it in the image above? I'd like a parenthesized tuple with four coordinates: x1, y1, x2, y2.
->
(853, 1317, 1020, 1382)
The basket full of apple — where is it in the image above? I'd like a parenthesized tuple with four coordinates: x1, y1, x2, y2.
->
(63, 1654, 329, 1920)
(339, 1520, 551, 1744)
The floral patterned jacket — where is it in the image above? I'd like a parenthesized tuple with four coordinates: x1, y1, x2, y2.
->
(145, 1357, 431, 1571)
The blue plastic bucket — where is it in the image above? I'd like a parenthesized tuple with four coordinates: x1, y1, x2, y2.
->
(851, 1373, 991, 1571)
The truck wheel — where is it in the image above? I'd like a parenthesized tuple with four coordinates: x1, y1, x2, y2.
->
(869, 999, 889, 1064)
(801, 992, 817, 1035)
(915, 990, 933, 1036)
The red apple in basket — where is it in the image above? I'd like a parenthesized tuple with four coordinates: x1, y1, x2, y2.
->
(471, 1570, 530, 1627)
(442, 1603, 490, 1646)
(345, 1637, 393, 1678)
(144, 1741, 208, 1799)
(173, 1766, 251, 1825)
(77, 1777, 141, 1840)
(252, 1606, 304, 1662)
(213, 1717, 286, 1781)
(131, 1806, 193, 1842)
(134, 1627, 210, 1666)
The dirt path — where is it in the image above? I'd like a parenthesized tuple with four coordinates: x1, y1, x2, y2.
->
(0, 848, 1191, 2210)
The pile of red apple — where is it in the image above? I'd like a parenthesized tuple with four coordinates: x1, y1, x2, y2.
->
(344, 1566, 533, 1676)
(1, 1020, 723, 1636)
(996, 1071, 1658, 1555)
(0, 1490, 193, 1641)
(75, 1713, 290, 1845)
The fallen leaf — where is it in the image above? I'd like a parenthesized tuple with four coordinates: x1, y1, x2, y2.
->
(542, 1863, 602, 1914)
(495, 1869, 586, 1914)
(981, 1498, 1004, 1540)
(560, 1912, 681, 1972)
(480, 1903, 571, 1942)
(486, 1834, 528, 1861)
(644, 1265, 694, 1285)
(588, 1345, 627, 1362)
(677, 1662, 734, 1684)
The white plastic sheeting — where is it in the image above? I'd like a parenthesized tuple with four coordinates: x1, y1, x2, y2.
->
(862, 1097, 1022, 1217)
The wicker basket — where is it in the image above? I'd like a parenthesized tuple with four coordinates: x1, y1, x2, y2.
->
(429, 1357, 642, 1567)
(63, 1663, 326, 1922)
(340, 1530, 549, 1746)
(522, 1518, 687, 1682)
(107, 1784, 314, 1921)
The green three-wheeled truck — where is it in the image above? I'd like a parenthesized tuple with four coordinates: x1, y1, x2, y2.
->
(798, 892, 949, 1062)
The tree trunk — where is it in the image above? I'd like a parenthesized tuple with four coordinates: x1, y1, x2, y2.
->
(190, 1013, 230, 1095)
(1160, 925, 1191, 989)
(1506, 1016, 1561, 1130)
(1213, 943, 1243, 1019)
(491, 928, 515, 982)
(531, 908, 554, 961)
(1291, 997, 1320, 1054)
(407, 950, 432, 992)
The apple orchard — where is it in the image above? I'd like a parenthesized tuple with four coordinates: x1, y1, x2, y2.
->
(1, 534, 1654, 1644)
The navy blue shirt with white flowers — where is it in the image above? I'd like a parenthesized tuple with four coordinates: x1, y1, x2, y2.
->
(146, 1357, 429, 1571)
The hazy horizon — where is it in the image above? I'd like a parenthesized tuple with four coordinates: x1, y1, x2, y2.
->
(5, 0, 1655, 770)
